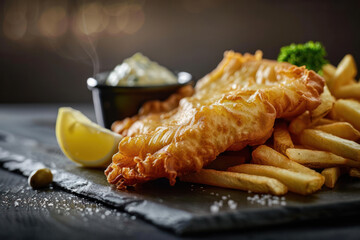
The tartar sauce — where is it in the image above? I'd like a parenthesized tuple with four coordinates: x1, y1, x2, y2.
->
(106, 53, 178, 86)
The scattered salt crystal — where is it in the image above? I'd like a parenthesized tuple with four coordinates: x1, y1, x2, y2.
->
(246, 193, 287, 207)
(228, 200, 237, 210)
(131, 216, 136, 220)
(105, 210, 111, 216)
(210, 205, 219, 213)
(222, 196, 227, 200)
(101, 215, 105, 219)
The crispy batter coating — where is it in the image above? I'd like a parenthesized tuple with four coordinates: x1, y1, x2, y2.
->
(111, 84, 194, 136)
(105, 51, 325, 188)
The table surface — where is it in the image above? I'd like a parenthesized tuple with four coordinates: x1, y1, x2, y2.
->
(1, 104, 360, 240)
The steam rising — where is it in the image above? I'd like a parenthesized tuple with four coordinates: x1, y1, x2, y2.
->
(79, 3, 100, 77)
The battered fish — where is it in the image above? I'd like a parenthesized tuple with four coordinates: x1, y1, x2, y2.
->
(105, 51, 324, 188)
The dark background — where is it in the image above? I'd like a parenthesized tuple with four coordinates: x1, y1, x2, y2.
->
(1, 0, 359, 103)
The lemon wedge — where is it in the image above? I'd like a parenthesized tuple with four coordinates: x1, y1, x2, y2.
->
(55, 107, 123, 167)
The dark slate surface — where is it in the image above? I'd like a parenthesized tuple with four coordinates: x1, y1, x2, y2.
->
(1, 104, 360, 236)
(0, 168, 180, 240)
(3, 168, 360, 240)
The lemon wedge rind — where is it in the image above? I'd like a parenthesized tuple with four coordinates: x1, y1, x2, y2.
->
(56, 107, 122, 168)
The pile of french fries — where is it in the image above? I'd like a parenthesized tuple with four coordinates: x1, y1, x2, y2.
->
(181, 54, 360, 196)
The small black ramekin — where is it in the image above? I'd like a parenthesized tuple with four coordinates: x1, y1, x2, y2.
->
(87, 71, 194, 129)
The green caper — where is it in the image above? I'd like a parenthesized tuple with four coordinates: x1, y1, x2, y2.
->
(28, 168, 53, 189)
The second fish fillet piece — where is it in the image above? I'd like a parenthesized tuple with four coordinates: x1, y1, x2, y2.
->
(105, 51, 325, 188)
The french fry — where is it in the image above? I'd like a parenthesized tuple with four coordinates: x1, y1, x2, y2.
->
(327, 106, 340, 120)
(333, 54, 357, 92)
(334, 82, 360, 99)
(346, 159, 360, 168)
(322, 63, 336, 89)
(289, 86, 335, 135)
(349, 168, 360, 178)
(321, 167, 342, 188)
(286, 148, 348, 168)
(273, 121, 294, 155)
(313, 122, 360, 141)
(179, 169, 287, 195)
(314, 118, 337, 126)
(289, 111, 311, 135)
(332, 99, 360, 131)
(228, 164, 323, 195)
(287, 148, 360, 168)
(205, 147, 250, 171)
(299, 129, 360, 161)
(252, 145, 323, 179)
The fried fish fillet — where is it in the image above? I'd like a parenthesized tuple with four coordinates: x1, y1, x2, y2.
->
(105, 51, 325, 188)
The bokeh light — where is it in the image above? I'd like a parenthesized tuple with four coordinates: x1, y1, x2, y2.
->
(74, 2, 108, 36)
(103, 2, 130, 35)
(122, 4, 145, 35)
(38, 6, 68, 38)
(2, 0, 146, 41)
(3, 0, 28, 40)
(114, 4, 130, 34)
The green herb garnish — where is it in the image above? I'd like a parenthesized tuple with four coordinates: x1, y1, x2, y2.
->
(278, 41, 328, 73)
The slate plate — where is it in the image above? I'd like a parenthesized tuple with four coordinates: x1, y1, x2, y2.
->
(1, 109, 360, 235)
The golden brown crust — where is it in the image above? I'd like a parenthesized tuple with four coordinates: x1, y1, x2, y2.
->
(105, 51, 325, 189)
(111, 85, 194, 135)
